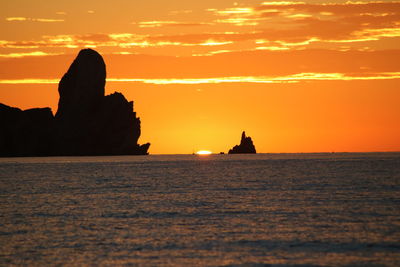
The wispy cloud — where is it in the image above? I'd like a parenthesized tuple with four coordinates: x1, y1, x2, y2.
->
(256, 46, 290, 51)
(5, 17, 64, 22)
(1, 1, 399, 58)
(209, 7, 254, 15)
(215, 17, 262, 26)
(1, 72, 399, 85)
(199, 40, 233, 46)
(0, 79, 59, 84)
(208, 6, 265, 26)
(0, 32, 236, 50)
(1, 49, 398, 80)
(5, 17, 28, 21)
(1, 1, 399, 54)
(206, 1, 400, 45)
(136, 21, 212, 28)
(168, 10, 193, 15)
(260, 1, 305, 6)
(0, 51, 62, 58)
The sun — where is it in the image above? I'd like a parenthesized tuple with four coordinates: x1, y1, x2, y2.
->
(196, 150, 212, 155)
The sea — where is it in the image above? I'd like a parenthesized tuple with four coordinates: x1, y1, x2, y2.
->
(1, 153, 399, 266)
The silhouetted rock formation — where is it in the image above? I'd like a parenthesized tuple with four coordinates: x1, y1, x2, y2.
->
(54, 49, 149, 155)
(56, 49, 105, 122)
(0, 104, 54, 156)
(228, 131, 256, 154)
(0, 49, 150, 157)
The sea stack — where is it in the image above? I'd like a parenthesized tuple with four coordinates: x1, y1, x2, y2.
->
(0, 49, 150, 156)
(228, 131, 256, 154)
(54, 49, 149, 155)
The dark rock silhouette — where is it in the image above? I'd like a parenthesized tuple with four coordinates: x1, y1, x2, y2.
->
(0, 104, 54, 156)
(54, 49, 149, 155)
(0, 49, 150, 157)
(56, 49, 106, 122)
(228, 131, 256, 154)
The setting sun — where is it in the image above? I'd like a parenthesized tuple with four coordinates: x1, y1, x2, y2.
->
(196, 150, 212, 155)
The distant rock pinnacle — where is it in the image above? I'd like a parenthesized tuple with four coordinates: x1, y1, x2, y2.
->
(228, 131, 256, 154)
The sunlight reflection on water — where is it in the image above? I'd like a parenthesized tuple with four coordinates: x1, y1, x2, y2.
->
(1, 153, 399, 266)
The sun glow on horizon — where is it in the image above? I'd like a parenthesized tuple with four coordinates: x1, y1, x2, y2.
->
(196, 150, 213, 155)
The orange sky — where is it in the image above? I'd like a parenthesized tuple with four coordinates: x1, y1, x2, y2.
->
(0, 0, 399, 154)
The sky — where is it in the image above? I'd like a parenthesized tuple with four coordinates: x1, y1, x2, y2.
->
(0, 0, 399, 154)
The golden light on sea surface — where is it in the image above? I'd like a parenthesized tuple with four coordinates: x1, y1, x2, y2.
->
(196, 150, 212, 155)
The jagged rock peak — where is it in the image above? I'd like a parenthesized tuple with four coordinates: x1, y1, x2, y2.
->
(56, 48, 106, 119)
(228, 131, 257, 154)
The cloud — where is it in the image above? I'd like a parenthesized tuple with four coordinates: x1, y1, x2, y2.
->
(136, 21, 212, 28)
(210, 7, 254, 15)
(199, 40, 233, 46)
(2, 1, 398, 54)
(0, 49, 398, 81)
(35, 18, 64, 22)
(206, 1, 400, 44)
(5, 17, 64, 22)
(256, 1, 400, 14)
(256, 46, 290, 51)
(168, 10, 193, 15)
(0, 32, 236, 50)
(261, 1, 304, 5)
(0, 79, 58, 84)
(215, 17, 262, 26)
(0, 51, 62, 58)
(5, 17, 28, 21)
(2, 72, 399, 85)
(1, 1, 399, 59)
(0, 24, 397, 54)
(208, 6, 266, 26)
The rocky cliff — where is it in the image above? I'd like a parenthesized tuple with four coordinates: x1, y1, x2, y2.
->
(0, 104, 55, 156)
(0, 49, 150, 156)
(228, 131, 256, 154)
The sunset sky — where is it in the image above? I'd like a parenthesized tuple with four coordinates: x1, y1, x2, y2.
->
(0, 0, 399, 154)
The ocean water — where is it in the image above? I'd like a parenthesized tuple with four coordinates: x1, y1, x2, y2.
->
(1, 153, 399, 266)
